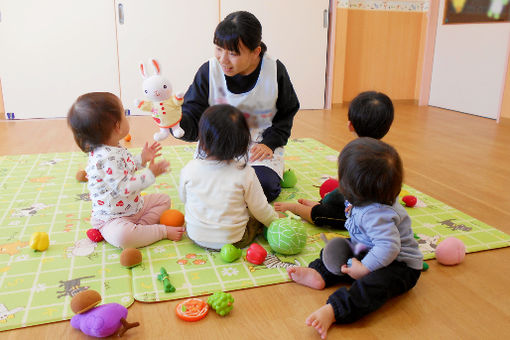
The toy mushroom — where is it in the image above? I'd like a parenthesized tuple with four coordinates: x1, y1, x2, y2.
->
(120, 248, 143, 268)
(70, 289, 139, 337)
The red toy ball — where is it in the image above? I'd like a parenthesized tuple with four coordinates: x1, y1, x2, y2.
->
(319, 178, 339, 199)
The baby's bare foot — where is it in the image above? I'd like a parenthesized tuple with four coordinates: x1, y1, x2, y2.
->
(166, 226, 185, 241)
(298, 198, 319, 207)
(287, 267, 325, 290)
(306, 304, 336, 339)
(274, 202, 292, 212)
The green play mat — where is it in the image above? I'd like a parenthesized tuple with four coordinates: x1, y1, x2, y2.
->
(1, 138, 508, 331)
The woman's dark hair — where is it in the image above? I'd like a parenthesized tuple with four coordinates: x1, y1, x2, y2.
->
(198, 104, 251, 163)
(338, 137, 403, 206)
(67, 92, 123, 152)
(348, 91, 394, 140)
(214, 11, 267, 56)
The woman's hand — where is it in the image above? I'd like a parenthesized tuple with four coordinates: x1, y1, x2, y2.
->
(250, 143, 273, 162)
(340, 258, 370, 280)
(141, 142, 162, 166)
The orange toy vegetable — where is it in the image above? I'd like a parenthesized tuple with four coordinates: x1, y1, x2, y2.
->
(160, 209, 185, 227)
(175, 298, 209, 322)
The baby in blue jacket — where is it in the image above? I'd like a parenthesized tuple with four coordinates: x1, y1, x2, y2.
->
(287, 137, 423, 339)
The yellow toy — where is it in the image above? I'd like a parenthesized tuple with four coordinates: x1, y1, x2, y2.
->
(135, 59, 185, 141)
(29, 232, 49, 251)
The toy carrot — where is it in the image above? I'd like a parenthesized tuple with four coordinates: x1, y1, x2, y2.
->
(175, 298, 209, 322)
(157, 267, 175, 293)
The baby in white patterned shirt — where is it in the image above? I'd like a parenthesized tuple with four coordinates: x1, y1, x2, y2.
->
(68, 92, 184, 248)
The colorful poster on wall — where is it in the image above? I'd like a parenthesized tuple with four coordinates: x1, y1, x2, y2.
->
(444, 0, 510, 23)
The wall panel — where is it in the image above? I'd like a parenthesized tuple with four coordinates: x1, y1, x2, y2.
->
(342, 9, 425, 101)
(502, 57, 510, 119)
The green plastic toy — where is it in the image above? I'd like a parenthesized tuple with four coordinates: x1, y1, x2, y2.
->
(220, 244, 242, 263)
(157, 267, 175, 293)
(267, 212, 307, 255)
(207, 292, 234, 316)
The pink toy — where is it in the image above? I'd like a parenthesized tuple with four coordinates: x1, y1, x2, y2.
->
(319, 178, 339, 199)
(435, 237, 466, 265)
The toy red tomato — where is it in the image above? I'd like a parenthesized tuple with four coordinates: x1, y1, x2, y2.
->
(175, 298, 209, 322)
(86, 228, 104, 242)
(320, 178, 339, 198)
(246, 243, 267, 265)
(402, 195, 417, 207)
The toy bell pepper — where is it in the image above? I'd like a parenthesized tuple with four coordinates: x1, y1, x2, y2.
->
(29, 232, 49, 251)
(246, 243, 267, 265)
(220, 244, 242, 263)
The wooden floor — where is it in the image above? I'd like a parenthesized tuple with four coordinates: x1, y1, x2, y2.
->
(1, 102, 510, 339)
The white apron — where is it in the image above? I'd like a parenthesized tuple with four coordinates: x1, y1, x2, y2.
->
(207, 54, 284, 178)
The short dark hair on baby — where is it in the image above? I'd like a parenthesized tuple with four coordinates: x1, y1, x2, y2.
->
(338, 137, 403, 206)
(67, 92, 123, 152)
(198, 104, 251, 162)
(348, 91, 394, 140)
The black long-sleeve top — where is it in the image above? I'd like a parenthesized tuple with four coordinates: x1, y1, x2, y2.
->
(179, 57, 300, 151)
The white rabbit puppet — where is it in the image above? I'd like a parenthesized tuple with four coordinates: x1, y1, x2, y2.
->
(135, 59, 185, 140)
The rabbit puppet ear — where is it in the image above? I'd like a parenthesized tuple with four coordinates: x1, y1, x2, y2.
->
(150, 59, 161, 75)
(139, 62, 148, 79)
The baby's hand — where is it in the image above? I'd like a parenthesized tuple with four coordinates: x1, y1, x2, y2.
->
(340, 258, 370, 280)
(142, 142, 162, 166)
(149, 158, 170, 177)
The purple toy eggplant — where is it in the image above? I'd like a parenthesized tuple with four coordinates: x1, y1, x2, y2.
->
(71, 303, 139, 337)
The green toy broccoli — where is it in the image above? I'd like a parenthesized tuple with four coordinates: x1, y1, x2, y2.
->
(207, 292, 234, 316)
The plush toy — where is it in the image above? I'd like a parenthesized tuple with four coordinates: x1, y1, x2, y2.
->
(76, 169, 88, 182)
(135, 59, 185, 141)
(160, 209, 185, 227)
(319, 178, 339, 199)
(120, 248, 142, 268)
(86, 228, 104, 242)
(320, 233, 368, 275)
(435, 237, 466, 265)
(70, 289, 139, 337)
